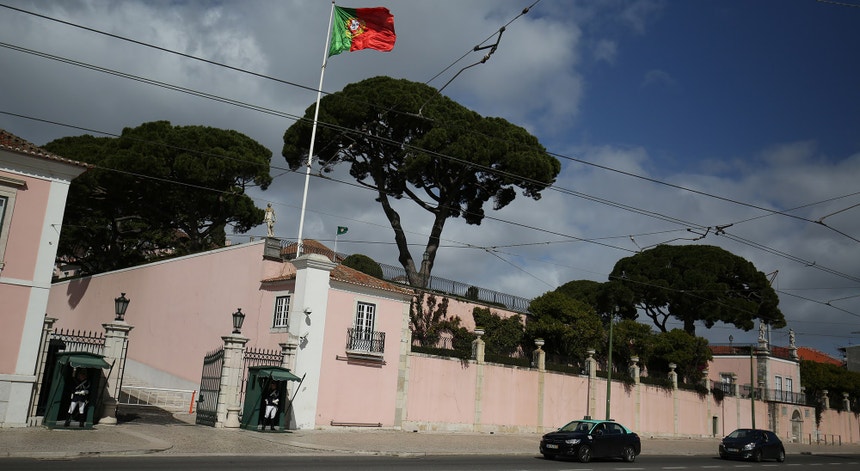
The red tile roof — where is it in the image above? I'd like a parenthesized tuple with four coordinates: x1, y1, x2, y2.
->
(797, 347, 843, 366)
(263, 239, 412, 296)
(0, 129, 91, 169)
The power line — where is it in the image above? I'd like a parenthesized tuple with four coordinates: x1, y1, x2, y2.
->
(2, 5, 858, 307)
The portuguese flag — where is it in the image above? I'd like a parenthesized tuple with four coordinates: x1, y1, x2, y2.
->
(329, 6, 396, 57)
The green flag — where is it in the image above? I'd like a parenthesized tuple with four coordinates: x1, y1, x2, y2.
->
(337, 226, 349, 235)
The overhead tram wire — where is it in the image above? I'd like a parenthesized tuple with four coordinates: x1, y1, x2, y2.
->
(417, 1, 541, 115)
(0, 3, 320, 96)
(4, 15, 859, 288)
(10, 113, 859, 322)
(8, 0, 857, 247)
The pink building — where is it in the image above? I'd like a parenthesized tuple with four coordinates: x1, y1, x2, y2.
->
(0, 130, 89, 428)
(47, 240, 414, 429)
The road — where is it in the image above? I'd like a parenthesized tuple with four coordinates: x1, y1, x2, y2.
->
(2, 453, 860, 470)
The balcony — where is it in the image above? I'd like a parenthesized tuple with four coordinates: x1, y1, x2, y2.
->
(741, 385, 807, 405)
(345, 328, 385, 361)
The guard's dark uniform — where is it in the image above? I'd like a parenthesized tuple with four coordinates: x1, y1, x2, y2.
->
(263, 385, 279, 430)
(65, 373, 90, 427)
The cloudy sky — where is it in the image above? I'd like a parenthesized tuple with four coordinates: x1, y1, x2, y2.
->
(2, 0, 859, 358)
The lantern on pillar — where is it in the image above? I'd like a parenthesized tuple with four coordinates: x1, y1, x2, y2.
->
(232, 308, 245, 334)
(114, 293, 130, 321)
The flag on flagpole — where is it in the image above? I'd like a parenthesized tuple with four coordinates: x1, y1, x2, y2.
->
(337, 226, 349, 235)
(329, 6, 396, 57)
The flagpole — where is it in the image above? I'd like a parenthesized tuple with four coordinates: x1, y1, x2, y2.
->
(296, 1, 336, 257)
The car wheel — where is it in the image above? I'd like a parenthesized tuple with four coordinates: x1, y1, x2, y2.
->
(622, 446, 636, 462)
(577, 445, 592, 463)
(777, 448, 785, 462)
(752, 449, 763, 462)
(542, 453, 555, 460)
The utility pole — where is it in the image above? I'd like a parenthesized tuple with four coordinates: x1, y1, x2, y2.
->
(750, 345, 756, 429)
(605, 316, 614, 420)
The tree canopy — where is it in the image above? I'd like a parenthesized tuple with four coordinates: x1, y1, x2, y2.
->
(282, 76, 561, 288)
(609, 244, 784, 336)
(525, 291, 605, 367)
(45, 121, 272, 275)
(341, 253, 383, 278)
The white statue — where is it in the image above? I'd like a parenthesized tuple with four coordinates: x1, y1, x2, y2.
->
(758, 321, 766, 342)
(264, 203, 276, 237)
(789, 329, 796, 348)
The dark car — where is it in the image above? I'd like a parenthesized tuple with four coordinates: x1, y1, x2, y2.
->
(539, 418, 641, 462)
(719, 428, 785, 462)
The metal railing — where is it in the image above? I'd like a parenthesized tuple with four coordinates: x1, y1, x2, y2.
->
(277, 239, 532, 313)
(118, 386, 197, 413)
(739, 384, 807, 405)
(346, 328, 385, 354)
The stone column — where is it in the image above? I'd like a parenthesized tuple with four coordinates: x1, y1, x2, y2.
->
(99, 320, 134, 425)
(216, 333, 248, 428)
(842, 392, 850, 412)
(471, 328, 485, 363)
(472, 328, 485, 431)
(586, 349, 597, 419)
(28, 316, 58, 423)
(628, 356, 640, 384)
(731, 373, 739, 397)
(533, 339, 546, 371)
(534, 339, 546, 432)
(630, 355, 641, 432)
(669, 363, 679, 436)
(821, 390, 830, 410)
(279, 341, 299, 429)
(668, 363, 678, 389)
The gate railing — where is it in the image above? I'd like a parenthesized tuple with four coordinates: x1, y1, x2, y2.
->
(240, 347, 283, 407)
(118, 386, 197, 413)
(196, 346, 224, 427)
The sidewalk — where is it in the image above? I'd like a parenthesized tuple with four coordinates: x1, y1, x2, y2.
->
(2, 409, 859, 459)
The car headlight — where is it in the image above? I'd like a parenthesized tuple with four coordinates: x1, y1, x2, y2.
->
(565, 438, 581, 445)
(743, 443, 755, 450)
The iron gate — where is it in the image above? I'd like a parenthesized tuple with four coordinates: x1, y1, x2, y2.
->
(195, 346, 224, 426)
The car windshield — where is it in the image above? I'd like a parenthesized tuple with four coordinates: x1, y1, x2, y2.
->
(559, 421, 594, 433)
(727, 429, 753, 439)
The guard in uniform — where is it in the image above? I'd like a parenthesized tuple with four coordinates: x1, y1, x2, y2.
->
(65, 369, 90, 427)
(263, 381, 279, 430)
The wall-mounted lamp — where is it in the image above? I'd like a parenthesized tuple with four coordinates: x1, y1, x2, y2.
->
(303, 307, 312, 315)
(232, 308, 245, 334)
(114, 293, 130, 321)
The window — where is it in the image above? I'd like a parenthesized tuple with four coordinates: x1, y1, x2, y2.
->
(719, 373, 734, 394)
(785, 377, 793, 393)
(272, 295, 290, 328)
(354, 302, 376, 337)
(0, 179, 23, 269)
(774, 376, 783, 401)
(345, 301, 384, 355)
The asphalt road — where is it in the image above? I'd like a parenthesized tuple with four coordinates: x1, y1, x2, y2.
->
(2, 453, 860, 471)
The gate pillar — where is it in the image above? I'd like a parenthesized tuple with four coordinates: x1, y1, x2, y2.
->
(217, 333, 248, 428)
(99, 320, 134, 425)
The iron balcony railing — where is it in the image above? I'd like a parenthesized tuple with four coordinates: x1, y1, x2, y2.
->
(346, 328, 385, 355)
(738, 384, 807, 405)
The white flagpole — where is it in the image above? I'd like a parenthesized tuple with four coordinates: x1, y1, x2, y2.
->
(296, 1, 336, 257)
